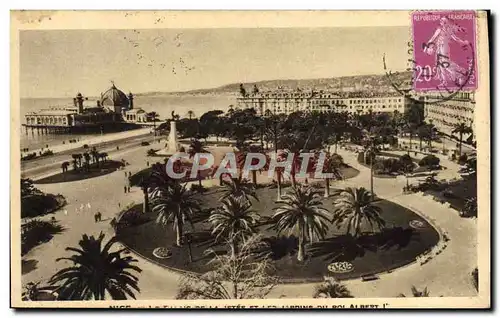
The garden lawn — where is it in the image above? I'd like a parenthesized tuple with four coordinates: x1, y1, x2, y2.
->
(118, 186, 439, 282)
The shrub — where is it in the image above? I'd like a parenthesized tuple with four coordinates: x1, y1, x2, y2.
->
(21, 194, 66, 218)
(460, 197, 477, 218)
(39, 150, 53, 157)
(141, 141, 150, 146)
(117, 207, 152, 228)
(146, 149, 157, 156)
(21, 153, 37, 161)
(83, 144, 89, 149)
(458, 153, 468, 165)
(418, 154, 440, 167)
(21, 219, 64, 255)
(357, 152, 365, 164)
(190, 184, 207, 193)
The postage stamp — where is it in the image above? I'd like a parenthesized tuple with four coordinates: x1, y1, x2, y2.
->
(411, 10, 478, 92)
(10, 10, 490, 309)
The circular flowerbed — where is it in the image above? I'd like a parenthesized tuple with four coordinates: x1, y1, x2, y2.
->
(409, 220, 426, 229)
(328, 262, 354, 273)
(118, 187, 440, 282)
(152, 247, 172, 259)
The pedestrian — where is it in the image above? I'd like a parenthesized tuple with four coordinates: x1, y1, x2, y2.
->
(124, 185, 127, 193)
(94, 213, 98, 223)
(147, 161, 150, 167)
(124, 171, 128, 177)
(118, 202, 121, 208)
(127, 186, 131, 193)
(128, 172, 132, 177)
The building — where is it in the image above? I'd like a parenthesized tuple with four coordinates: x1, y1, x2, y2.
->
(418, 91, 476, 142)
(236, 90, 408, 116)
(24, 83, 153, 132)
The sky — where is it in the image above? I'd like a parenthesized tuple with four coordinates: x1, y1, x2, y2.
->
(20, 27, 409, 98)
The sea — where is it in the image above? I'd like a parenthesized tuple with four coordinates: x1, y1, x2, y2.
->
(19, 94, 237, 150)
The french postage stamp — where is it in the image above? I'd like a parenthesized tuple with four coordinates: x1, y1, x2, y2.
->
(10, 10, 490, 309)
(411, 11, 478, 92)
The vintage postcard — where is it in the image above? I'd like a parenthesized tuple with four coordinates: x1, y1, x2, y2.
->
(11, 10, 490, 309)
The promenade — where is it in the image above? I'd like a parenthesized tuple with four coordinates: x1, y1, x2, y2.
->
(20, 144, 477, 299)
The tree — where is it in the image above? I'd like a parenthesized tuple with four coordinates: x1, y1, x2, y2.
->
(272, 186, 331, 262)
(313, 276, 353, 298)
(151, 181, 201, 246)
(209, 196, 260, 258)
(399, 154, 414, 187)
(83, 152, 91, 172)
(21, 178, 39, 197)
(220, 177, 258, 203)
(239, 83, 246, 97)
(49, 233, 142, 300)
(188, 138, 210, 187)
(452, 123, 473, 158)
(61, 161, 70, 174)
(176, 234, 278, 299)
(398, 286, 431, 297)
(331, 187, 385, 238)
(187, 110, 195, 120)
(315, 153, 344, 198)
(147, 111, 160, 136)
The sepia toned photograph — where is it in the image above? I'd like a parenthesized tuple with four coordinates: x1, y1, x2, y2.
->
(10, 10, 490, 309)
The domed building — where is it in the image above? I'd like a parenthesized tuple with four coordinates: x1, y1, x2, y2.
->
(100, 83, 132, 114)
(24, 82, 154, 133)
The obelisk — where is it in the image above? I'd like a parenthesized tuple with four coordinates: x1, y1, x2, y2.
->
(168, 120, 179, 152)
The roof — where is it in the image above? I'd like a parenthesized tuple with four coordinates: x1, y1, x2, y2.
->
(100, 83, 130, 107)
(28, 109, 77, 116)
(125, 108, 146, 114)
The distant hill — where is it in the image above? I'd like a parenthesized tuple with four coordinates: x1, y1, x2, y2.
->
(136, 71, 412, 97)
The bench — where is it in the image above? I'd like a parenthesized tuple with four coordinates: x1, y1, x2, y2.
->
(361, 274, 379, 282)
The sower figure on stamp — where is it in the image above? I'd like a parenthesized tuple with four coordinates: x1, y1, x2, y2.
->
(423, 17, 470, 88)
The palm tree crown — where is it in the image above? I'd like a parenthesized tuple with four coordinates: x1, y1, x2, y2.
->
(49, 232, 142, 300)
(313, 276, 353, 298)
(209, 196, 260, 256)
(151, 181, 201, 246)
(332, 187, 385, 238)
(272, 185, 331, 261)
(220, 177, 258, 202)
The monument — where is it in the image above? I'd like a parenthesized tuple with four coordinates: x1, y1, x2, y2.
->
(168, 120, 179, 152)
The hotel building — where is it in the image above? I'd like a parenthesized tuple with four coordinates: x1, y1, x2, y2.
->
(236, 91, 408, 116)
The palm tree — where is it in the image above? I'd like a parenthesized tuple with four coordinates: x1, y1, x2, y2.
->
(316, 153, 344, 198)
(71, 154, 80, 171)
(220, 177, 258, 203)
(188, 138, 210, 187)
(313, 276, 353, 298)
(138, 178, 150, 213)
(49, 233, 142, 300)
(398, 286, 430, 297)
(209, 196, 260, 258)
(363, 137, 378, 197)
(151, 181, 201, 246)
(452, 123, 473, 158)
(331, 187, 385, 238)
(147, 111, 160, 136)
(61, 161, 70, 174)
(83, 152, 91, 172)
(187, 110, 195, 120)
(272, 186, 331, 262)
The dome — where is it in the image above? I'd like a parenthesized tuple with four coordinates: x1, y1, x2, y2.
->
(100, 83, 130, 108)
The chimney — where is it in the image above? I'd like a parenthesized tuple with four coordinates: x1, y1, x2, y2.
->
(76, 93, 84, 114)
(128, 92, 134, 110)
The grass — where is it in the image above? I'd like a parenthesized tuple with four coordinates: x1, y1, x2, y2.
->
(35, 160, 124, 184)
(118, 186, 439, 282)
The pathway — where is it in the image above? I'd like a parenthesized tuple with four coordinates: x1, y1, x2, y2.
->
(20, 145, 477, 299)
